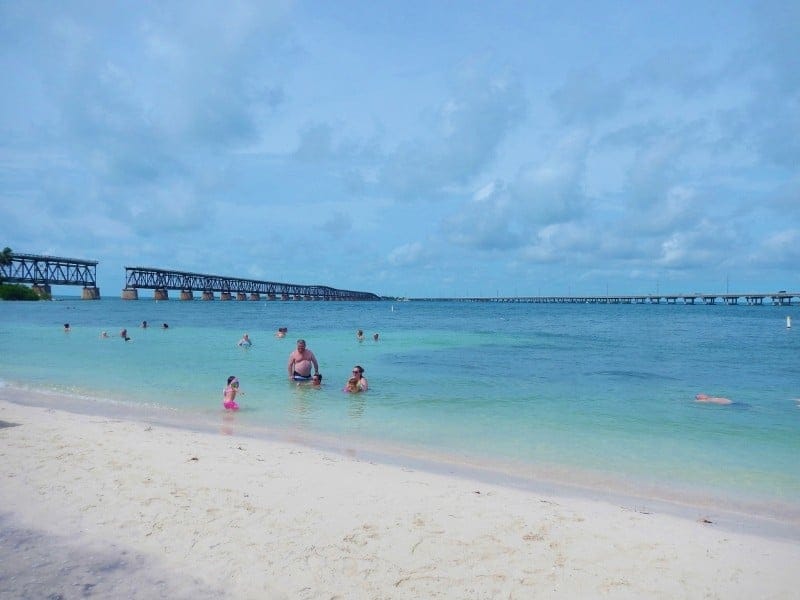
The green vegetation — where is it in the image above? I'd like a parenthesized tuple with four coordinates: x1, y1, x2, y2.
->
(0, 246, 11, 287)
(0, 283, 42, 301)
(0, 247, 41, 299)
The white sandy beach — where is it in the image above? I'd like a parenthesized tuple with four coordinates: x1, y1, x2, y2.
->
(1, 395, 799, 600)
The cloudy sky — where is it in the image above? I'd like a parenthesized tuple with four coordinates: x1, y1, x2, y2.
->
(1, 1, 798, 298)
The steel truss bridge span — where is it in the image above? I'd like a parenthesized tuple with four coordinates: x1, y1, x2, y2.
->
(123, 267, 380, 301)
(0, 253, 100, 298)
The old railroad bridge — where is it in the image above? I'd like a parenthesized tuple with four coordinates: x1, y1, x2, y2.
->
(0, 253, 378, 300)
(0, 253, 101, 299)
(2, 252, 797, 304)
(121, 267, 379, 301)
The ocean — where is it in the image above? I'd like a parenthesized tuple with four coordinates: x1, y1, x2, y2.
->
(1, 296, 798, 528)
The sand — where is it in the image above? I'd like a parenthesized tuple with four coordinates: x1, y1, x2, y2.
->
(1, 396, 799, 600)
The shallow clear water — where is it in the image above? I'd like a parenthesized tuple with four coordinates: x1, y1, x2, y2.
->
(1, 297, 798, 520)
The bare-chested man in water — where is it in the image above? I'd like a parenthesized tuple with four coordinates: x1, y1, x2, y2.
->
(287, 339, 319, 381)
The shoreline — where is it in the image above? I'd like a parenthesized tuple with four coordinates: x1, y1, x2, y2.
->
(4, 383, 799, 540)
(2, 395, 800, 598)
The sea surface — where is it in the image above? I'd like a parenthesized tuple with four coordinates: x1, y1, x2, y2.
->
(1, 296, 798, 529)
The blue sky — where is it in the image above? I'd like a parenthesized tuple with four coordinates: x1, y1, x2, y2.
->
(1, 1, 798, 298)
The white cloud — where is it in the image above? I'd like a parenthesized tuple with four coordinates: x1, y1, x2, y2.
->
(380, 63, 527, 199)
(0, 2, 798, 297)
(387, 241, 428, 267)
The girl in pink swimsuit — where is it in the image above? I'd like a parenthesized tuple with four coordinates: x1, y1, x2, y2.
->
(223, 376, 242, 410)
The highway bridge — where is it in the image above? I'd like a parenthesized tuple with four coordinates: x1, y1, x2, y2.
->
(410, 293, 800, 305)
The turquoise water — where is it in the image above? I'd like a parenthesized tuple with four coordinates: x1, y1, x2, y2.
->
(1, 297, 799, 521)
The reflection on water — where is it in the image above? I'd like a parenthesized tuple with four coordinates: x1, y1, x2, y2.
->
(348, 395, 365, 420)
(289, 385, 320, 426)
(221, 411, 235, 435)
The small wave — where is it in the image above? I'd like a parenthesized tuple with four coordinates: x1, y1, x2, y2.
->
(592, 370, 678, 381)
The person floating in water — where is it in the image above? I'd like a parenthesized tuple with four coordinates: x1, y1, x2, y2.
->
(223, 376, 242, 410)
(695, 393, 732, 405)
(237, 333, 252, 347)
(372, 332, 380, 342)
(63, 323, 70, 333)
(287, 339, 319, 381)
(356, 329, 364, 342)
(141, 320, 148, 328)
(275, 327, 287, 338)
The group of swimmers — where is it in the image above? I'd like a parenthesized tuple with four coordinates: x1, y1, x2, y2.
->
(90, 321, 170, 341)
(223, 337, 370, 411)
(237, 327, 292, 348)
(356, 329, 379, 342)
(285, 337, 366, 391)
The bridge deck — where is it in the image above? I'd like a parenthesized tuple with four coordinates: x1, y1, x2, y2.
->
(410, 293, 799, 305)
(124, 267, 379, 301)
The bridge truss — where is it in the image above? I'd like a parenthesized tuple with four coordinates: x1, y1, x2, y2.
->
(124, 267, 380, 301)
(0, 253, 98, 287)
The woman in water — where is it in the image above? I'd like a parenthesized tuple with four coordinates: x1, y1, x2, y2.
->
(223, 376, 242, 410)
(350, 365, 368, 391)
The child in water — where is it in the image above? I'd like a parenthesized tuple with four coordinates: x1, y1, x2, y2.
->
(297, 373, 323, 388)
(223, 375, 242, 410)
(344, 377, 360, 393)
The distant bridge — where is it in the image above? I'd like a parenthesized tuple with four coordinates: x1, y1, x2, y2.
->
(410, 293, 800, 306)
(123, 266, 380, 301)
(0, 253, 100, 299)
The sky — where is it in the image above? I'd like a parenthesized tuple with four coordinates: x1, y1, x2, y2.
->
(1, 1, 798, 298)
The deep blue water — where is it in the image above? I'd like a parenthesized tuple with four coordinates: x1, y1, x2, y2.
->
(1, 297, 798, 521)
